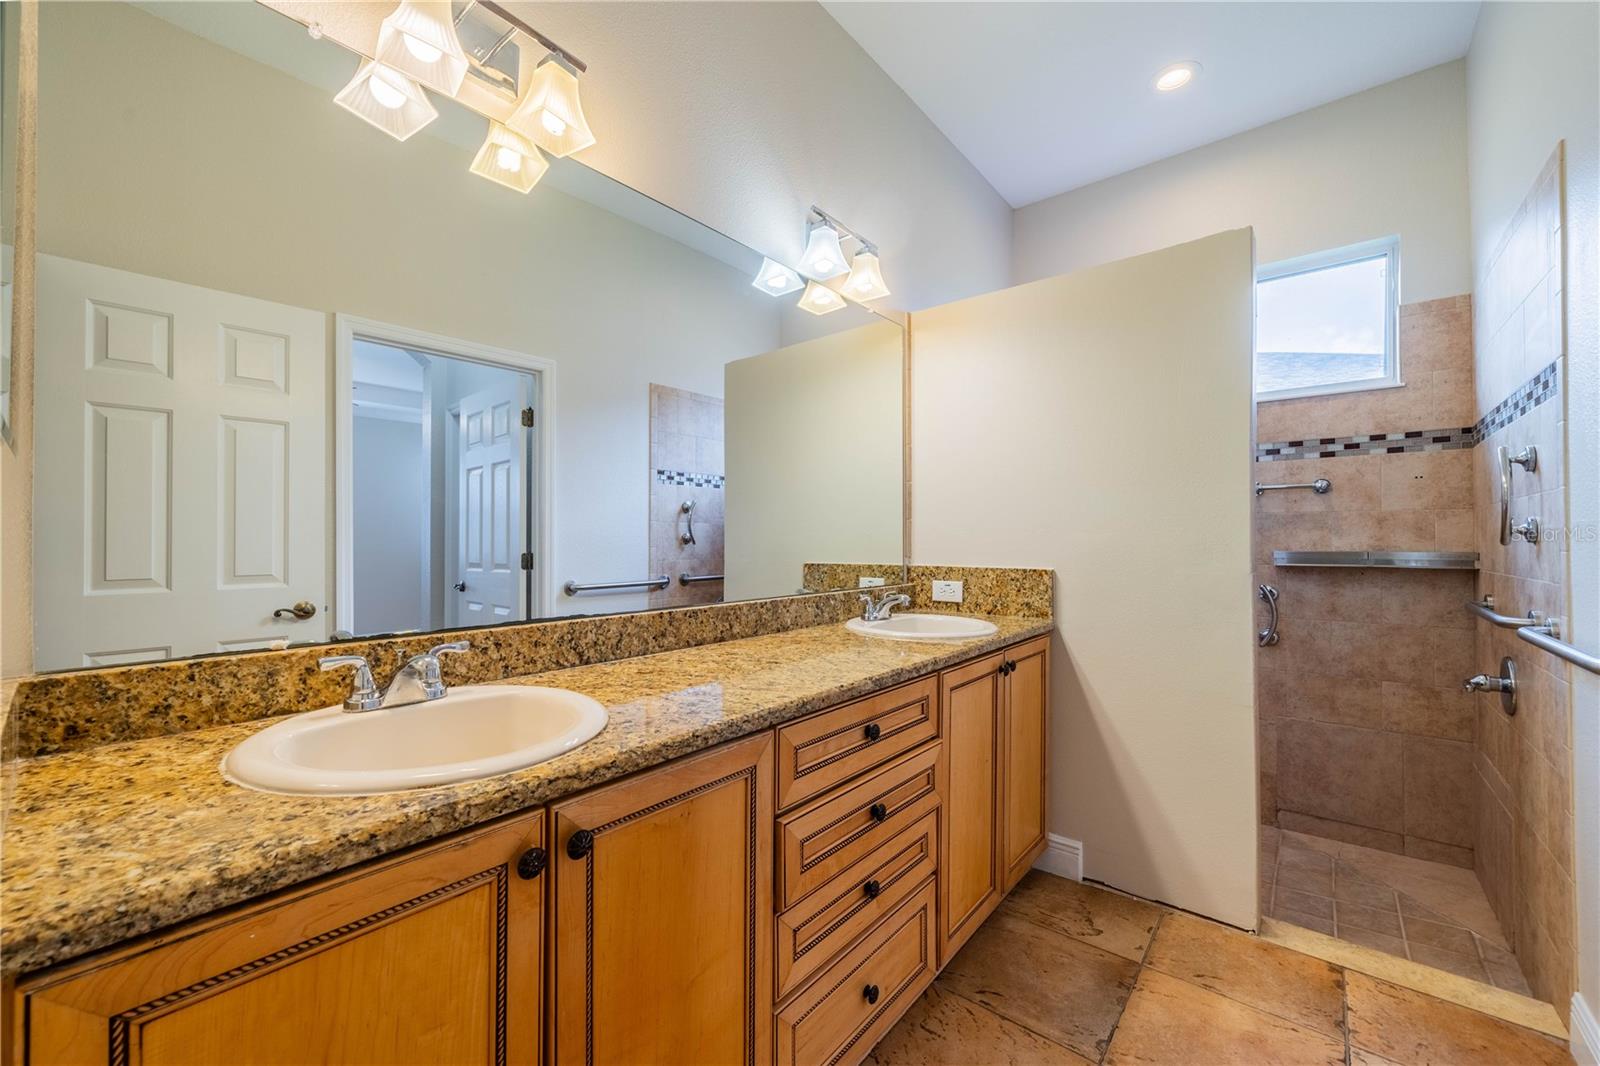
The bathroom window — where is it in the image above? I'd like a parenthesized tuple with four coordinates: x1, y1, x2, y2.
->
(1255, 236, 1400, 401)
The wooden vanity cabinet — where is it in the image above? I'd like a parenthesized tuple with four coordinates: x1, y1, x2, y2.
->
(548, 731, 773, 1066)
(1000, 636, 1051, 891)
(13, 812, 546, 1066)
(936, 652, 1006, 963)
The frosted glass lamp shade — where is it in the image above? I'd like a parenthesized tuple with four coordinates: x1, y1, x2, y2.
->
(799, 223, 849, 280)
(752, 258, 804, 296)
(470, 122, 549, 193)
(508, 56, 596, 157)
(375, 1, 469, 96)
(334, 61, 437, 141)
(798, 280, 847, 315)
(843, 250, 891, 301)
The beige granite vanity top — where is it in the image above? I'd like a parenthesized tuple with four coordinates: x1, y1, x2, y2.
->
(0, 616, 1051, 977)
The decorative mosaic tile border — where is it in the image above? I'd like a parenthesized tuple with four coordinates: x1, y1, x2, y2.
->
(1256, 428, 1475, 462)
(655, 468, 725, 488)
(1255, 360, 1559, 462)
(1474, 360, 1558, 439)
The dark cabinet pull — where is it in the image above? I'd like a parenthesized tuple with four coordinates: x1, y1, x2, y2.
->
(863, 983, 880, 1005)
(566, 829, 595, 860)
(863, 879, 882, 899)
(868, 802, 888, 823)
(863, 722, 882, 742)
(516, 847, 547, 880)
(1007, 659, 1017, 672)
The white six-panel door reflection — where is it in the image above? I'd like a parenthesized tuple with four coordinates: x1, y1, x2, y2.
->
(451, 381, 528, 629)
(33, 255, 327, 670)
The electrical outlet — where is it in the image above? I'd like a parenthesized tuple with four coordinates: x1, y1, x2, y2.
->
(931, 579, 964, 603)
(858, 576, 887, 588)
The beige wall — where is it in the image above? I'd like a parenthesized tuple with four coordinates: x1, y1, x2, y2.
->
(911, 231, 1258, 927)
(1, 1, 34, 681)
(1013, 61, 1470, 304)
(1466, 2, 1600, 1035)
(724, 320, 903, 601)
(511, 1, 1013, 313)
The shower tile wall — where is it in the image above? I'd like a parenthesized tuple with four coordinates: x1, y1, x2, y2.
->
(1255, 295, 1478, 866)
(648, 384, 725, 609)
(1467, 147, 1574, 1017)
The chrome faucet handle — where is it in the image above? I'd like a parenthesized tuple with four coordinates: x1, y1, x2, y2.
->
(391, 640, 472, 703)
(428, 640, 471, 658)
(319, 655, 382, 712)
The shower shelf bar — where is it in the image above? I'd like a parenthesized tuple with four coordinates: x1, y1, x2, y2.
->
(679, 573, 724, 585)
(564, 576, 671, 595)
(1465, 597, 1545, 629)
(1516, 625, 1600, 676)
(1272, 550, 1479, 570)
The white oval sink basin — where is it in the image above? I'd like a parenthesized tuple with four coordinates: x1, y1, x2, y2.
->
(222, 685, 608, 796)
(845, 614, 1000, 642)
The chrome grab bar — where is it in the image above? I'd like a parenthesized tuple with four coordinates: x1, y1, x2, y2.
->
(1257, 584, 1280, 647)
(1465, 596, 1545, 629)
(1255, 479, 1330, 496)
(1498, 446, 1540, 544)
(564, 576, 671, 595)
(679, 573, 723, 585)
(1517, 624, 1600, 676)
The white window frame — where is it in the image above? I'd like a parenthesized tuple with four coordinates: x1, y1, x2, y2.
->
(1255, 235, 1401, 402)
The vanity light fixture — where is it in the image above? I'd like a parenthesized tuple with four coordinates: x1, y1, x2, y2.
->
(798, 221, 850, 280)
(752, 257, 804, 296)
(843, 248, 891, 302)
(1154, 61, 1200, 92)
(508, 54, 596, 157)
(375, 1, 469, 96)
(334, 60, 438, 141)
(470, 121, 549, 193)
(797, 280, 848, 315)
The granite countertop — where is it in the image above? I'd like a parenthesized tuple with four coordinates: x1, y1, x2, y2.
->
(0, 616, 1051, 977)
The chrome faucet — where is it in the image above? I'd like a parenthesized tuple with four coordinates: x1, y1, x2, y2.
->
(383, 641, 471, 708)
(859, 591, 911, 622)
(317, 640, 470, 713)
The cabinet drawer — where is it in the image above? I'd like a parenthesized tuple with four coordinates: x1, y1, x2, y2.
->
(776, 877, 937, 1066)
(776, 809, 938, 999)
(776, 676, 939, 811)
(777, 743, 940, 911)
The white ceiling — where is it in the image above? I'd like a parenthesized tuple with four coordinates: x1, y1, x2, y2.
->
(823, 2, 1481, 208)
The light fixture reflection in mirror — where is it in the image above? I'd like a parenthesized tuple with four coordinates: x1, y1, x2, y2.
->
(375, 0, 468, 96)
(469, 121, 549, 193)
(798, 280, 848, 315)
(751, 257, 804, 296)
(508, 55, 596, 158)
(333, 60, 437, 140)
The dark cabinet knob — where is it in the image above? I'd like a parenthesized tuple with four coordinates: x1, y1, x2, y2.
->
(868, 802, 888, 823)
(566, 829, 595, 860)
(516, 847, 547, 880)
(997, 661, 1010, 676)
(863, 879, 882, 899)
(1007, 659, 1017, 672)
(863, 722, 882, 742)
(863, 983, 880, 1005)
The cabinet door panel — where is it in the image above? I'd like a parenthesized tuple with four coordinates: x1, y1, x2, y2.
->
(550, 732, 773, 1066)
(1002, 637, 1051, 890)
(938, 652, 1004, 964)
(18, 814, 545, 1066)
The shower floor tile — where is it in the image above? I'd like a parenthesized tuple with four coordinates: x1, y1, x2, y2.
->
(1260, 828, 1532, 996)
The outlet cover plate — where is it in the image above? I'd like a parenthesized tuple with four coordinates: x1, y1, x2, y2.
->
(931, 579, 964, 603)
(858, 576, 886, 588)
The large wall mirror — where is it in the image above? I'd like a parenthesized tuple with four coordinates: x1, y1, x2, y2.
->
(19, 0, 905, 672)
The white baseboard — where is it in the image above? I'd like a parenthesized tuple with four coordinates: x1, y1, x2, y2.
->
(1033, 833, 1083, 881)
(1572, 993, 1600, 1066)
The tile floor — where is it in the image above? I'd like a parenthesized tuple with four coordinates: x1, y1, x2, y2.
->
(1260, 827, 1533, 994)
(867, 870, 1570, 1066)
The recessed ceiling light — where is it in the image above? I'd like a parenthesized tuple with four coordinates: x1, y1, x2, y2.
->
(1154, 61, 1200, 93)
